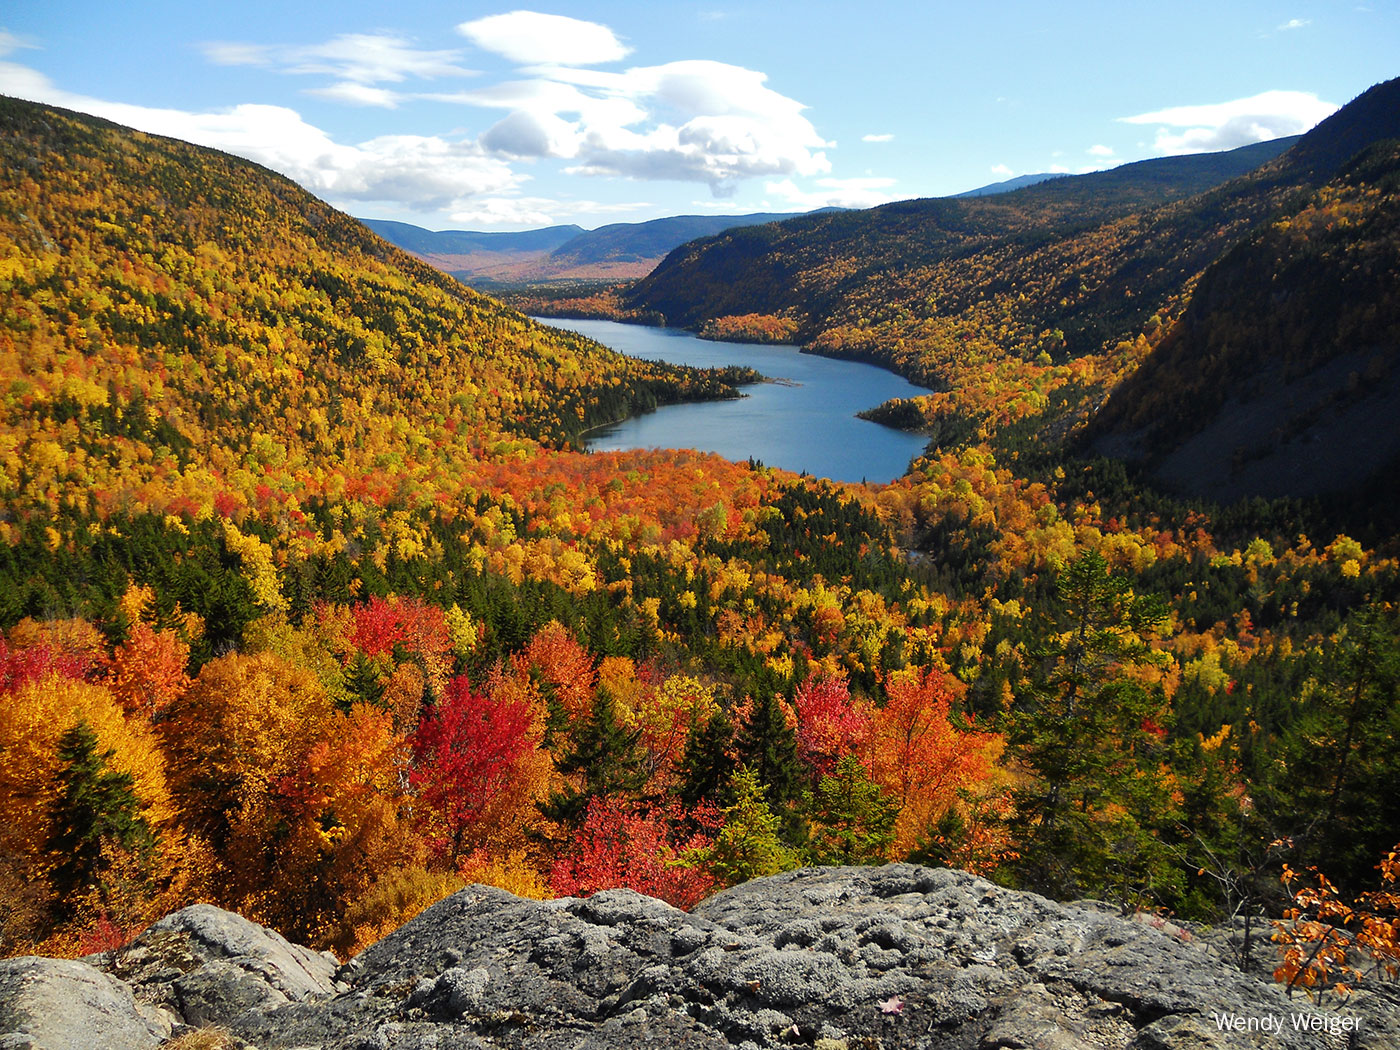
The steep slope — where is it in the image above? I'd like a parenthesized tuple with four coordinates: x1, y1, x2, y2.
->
(620, 82, 1399, 468)
(1088, 139, 1400, 501)
(624, 135, 1303, 340)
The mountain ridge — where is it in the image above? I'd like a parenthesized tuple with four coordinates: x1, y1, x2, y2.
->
(364, 209, 826, 285)
(611, 81, 1400, 507)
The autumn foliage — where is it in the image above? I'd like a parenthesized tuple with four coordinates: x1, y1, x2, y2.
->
(2, 91, 1399, 978)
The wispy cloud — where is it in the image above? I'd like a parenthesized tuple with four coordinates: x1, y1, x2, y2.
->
(862, 133, 894, 143)
(1087, 144, 1115, 157)
(990, 163, 1013, 177)
(1277, 18, 1312, 30)
(0, 28, 38, 57)
(204, 33, 475, 85)
(306, 82, 403, 108)
(1119, 89, 1336, 153)
(457, 11, 630, 66)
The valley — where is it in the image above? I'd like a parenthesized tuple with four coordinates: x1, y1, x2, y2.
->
(1, 71, 1397, 1012)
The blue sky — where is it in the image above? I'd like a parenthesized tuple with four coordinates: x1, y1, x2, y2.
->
(2, 2, 1395, 230)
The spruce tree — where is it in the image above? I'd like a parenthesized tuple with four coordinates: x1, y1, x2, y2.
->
(696, 767, 799, 888)
(1007, 551, 1176, 905)
(803, 755, 898, 865)
(343, 650, 385, 710)
(677, 708, 735, 807)
(733, 691, 803, 818)
(47, 721, 155, 917)
(540, 686, 646, 826)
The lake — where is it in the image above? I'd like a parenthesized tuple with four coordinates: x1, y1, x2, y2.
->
(533, 318, 931, 484)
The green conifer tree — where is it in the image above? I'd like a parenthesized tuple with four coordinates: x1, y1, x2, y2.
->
(47, 721, 155, 918)
(733, 691, 804, 824)
(1007, 551, 1178, 905)
(678, 708, 736, 807)
(803, 755, 898, 865)
(693, 767, 799, 888)
(540, 686, 647, 826)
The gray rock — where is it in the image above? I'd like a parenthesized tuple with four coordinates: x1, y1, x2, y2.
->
(94, 901, 338, 1035)
(5, 865, 1396, 1049)
(0, 956, 168, 1050)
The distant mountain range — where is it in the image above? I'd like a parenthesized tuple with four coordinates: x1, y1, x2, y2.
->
(622, 136, 1307, 338)
(361, 211, 825, 286)
(366, 142, 1300, 289)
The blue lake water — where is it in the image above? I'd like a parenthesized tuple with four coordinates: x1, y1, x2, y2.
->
(532, 318, 931, 484)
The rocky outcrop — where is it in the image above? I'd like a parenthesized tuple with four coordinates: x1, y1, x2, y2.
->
(3, 865, 1397, 1049)
(100, 903, 340, 1035)
(0, 956, 170, 1049)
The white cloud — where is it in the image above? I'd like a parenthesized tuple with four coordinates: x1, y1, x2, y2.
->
(448, 196, 560, 226)
(0, 62, 520, 212)
(204, 33, 475, 85)
(1087, 143, 1115, 157)
(1277, 18, 1311, 30)
(862, 133, 894, 143)
(1119, 89, 1337, 153)
(458, 11, 629, 66)
(435, 78, 646, 150)
(765, 175, 896, 210)
(462, 59, 832, 192)
(479, 109, 583, 158)
(990, 163, 1013, 177)
(5, 13, 869, 217)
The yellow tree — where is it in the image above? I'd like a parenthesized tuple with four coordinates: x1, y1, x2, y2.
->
(0, 674, 192, 953)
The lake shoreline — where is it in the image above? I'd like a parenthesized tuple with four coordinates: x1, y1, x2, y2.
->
(528, 309, 933, 393)
(533, 317, 932, 485)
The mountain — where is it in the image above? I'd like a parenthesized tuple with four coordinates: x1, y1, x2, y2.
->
(1086, 138, 1400, 501)
(544, 211, 824, 271)
(617, 85, 1399, 506)
(358, 219, 584, 256)
(623, 135, 1308, 344)
(952, 171, 1069, 197)
(11, 867, 1397, 1050)
(365, 209, 821, 284)
(0, 95, 751, 498)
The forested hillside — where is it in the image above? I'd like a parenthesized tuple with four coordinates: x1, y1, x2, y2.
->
(617, 84, 1400, 479)
(1088, 139, 1400, 502)
(2, 91, 1397, 997)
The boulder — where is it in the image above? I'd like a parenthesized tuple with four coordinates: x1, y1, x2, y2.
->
(0, 956, 168, 1050)
(97, 902, 339, 1034)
